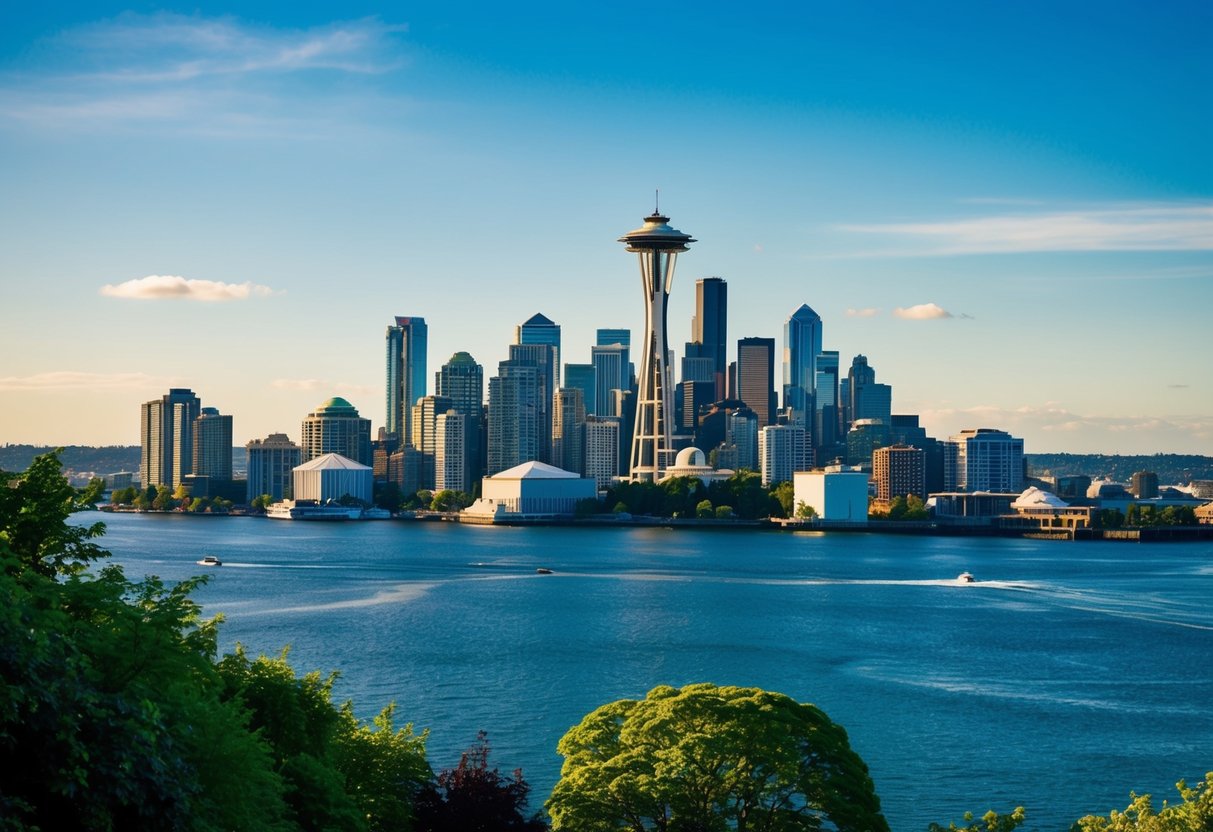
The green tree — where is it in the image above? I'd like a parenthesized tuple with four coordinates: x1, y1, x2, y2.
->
(431, 490, 473, 512)
(715, 504, 735, 519)
(904, 494, 929, 520)
(795, 500, 817, 519)
(1072, 773, 1212, 832)
(771, 480, 795, 518)
(546, 683, 889, 832)
(251, 493, 275, 510)
(928, 807, 1026, 832)
(0, 450, 106, 577)
(696, 499, 714, 519)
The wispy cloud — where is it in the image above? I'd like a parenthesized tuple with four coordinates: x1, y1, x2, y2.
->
(0, 371, 164, 392)
(846, 307, 880, 318)
(838, 203, 1213, 255)
(0, 14, 408, 135)
(100, 275, 279, 301)
(893, 303, 952, 320)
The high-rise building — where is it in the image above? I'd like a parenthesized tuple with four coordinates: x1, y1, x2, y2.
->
(385, 316, 428, 443)
(596, 328, 632, 388)
(508, 343, 554, 463)
(487, 360, 541, 475)
(691, 277, 727, 400)
(943, 428, 1025, 492)
(759, 423, 811, 487)
(814, 350, 841, 458)
(872, 443, 926, 503)
(619, 211, 695, 481)
(435, 351, 485, 483)
(736, 337, 777, 428)
(1131, 471, 1159, 499)
(552, 387, 586, 474)
(728, 407, 759, 471)
(591, 344, 628, 418)
(411, 395, 454, 490)
(844, 355, 891, 430)
(301, 397, 372, 466)
(517, 312, 562, 387)
(245, 433, 301, 502)
(583, 416, 621, 491)
(677, 380, 715, 433)
(783, 304, 822, 428)
(434, 410, 468, 493)
(192, 407, 232, 481)
(140, 387, 201, 487)
(564, 363, 597, 417)
(890, 414, 944, 494)
(846, 419, 891, 469)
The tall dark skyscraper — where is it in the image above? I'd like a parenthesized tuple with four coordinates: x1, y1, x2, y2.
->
(385, 316, 428, 444)
(517, 312, 561, 386)
(844, 354, 892, 430)
(691, 277, 727, 399)
(783, 304, 822, 428)
(814, 350, 841, 456)
(736, 337, 777, 428)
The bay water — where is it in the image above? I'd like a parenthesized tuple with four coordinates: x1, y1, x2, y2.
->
(94, 512, 1212, 830)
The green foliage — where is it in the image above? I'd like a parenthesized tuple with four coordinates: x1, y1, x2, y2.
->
(430, 490, 473, 512)
(374, 482, 403, 511)
(771, 480, 796, 518)
(574, 498, 602, 518)
(547, 682, 889, 832)
(111, 485, 139, 505)
(1071, 773, 1213, 832)
(929, 807, 1026, 832)
(795, 500, 817, 519)
(696, 499, 714, 518)
(715, 504, 735, 519)
(1126, 504, 1197, 527)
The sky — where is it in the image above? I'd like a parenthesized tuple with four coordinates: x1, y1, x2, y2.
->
(1, 1, 1210, 455)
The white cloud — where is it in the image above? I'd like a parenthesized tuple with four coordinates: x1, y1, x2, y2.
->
(0, 371, 163, 392)
(838, 203, 1213, 255)
(846, 307, 880, 318)
(100, 275, 278, 301)
(893, 303, 953, 320)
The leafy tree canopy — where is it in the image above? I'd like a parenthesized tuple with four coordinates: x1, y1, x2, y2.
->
(546, 682, 889, 832)
(1072, 773, 1212, 832)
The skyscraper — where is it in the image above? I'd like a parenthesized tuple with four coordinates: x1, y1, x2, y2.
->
(692, 277, 727, 400)
(517, 313, 561, 387)
(509, 343, 555, 463)
(487, 360, 540, 475)
(783, 304, 822, 428)
(435, 352, 485, 483)
(192, 407, 233, 481)
(814, 350, 841, 458)
(736, 337, 777, 427)
(873, 444, 925, 503)
(844, 354, 891, 430)
(552, 387, 586, 474)
(943, 428, 1025, 492)
(583, 416, 621, 491)
(411, 394, 454, 490)
(300, 397, 372, 465)
(591, 344, 628, 418)
(385, 316, 428, 443)
(564, 363, 597, 417)
(759, 423, 810, 487)
(246, 433, 301, 502)
(596, 328, 632, 386)
(619, 210, 695, 482)
(434, 410, 469, 493)
(140, 387, 201, 487)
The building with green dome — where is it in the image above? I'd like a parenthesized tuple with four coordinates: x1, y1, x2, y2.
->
(300, 397, 372, 466)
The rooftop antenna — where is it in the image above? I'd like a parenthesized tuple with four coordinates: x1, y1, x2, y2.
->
(655, 188, 660, 215)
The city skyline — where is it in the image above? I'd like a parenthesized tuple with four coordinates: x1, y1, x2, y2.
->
(1, 3, 1211, 454)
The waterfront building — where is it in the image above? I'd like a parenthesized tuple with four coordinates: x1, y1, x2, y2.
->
(564, 363, 597, 417)
(293, 453, 372, 505)
(783, 304, 822, 428)
(140, 387, 201, 488)
(411, 395, 454, 490)
(246, 433, 301, 502)
(107, 471, 135, 491)
(736, 337, 777, 427)
(487, 360, 541, 475)
(691, 277, 727, 399)
(583, 415, 621, 492)
(759, 423, 811, 487)
(192, 407, 232, 482)
(846, 419, 891, 469)
(434, 410, 468, 493)
(385, 316, 428, 444)
(872, 443, 926, 504)
(517, 312, 562, 387)
(1131, 471, 1160, 499)
(619, 210, 695, 481)
(462, 461, 597, 522)
(300, 397, 372, 466)
(660, 446, 733, 484)
(552, 387, 586, 475)
(793, 467, 869, 523)
(943, 428, 1025, 492)
(388, 444, 423, 496)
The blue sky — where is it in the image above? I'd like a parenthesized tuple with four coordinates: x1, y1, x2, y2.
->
(1, 1, 1210, 455)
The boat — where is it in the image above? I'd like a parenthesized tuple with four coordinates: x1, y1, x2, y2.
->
(536, 567, 554, 575)
(266, 500, 361, 521)
(957, 571, 975, 583)
(197, 555, 222, 567)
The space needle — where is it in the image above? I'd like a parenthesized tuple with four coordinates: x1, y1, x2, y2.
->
(619, 205, 696, 482)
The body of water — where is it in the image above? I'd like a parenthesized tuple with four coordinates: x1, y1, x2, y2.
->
(94, 512, 1212, 830)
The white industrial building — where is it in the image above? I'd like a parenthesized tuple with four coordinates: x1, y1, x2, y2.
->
(462, 461, 596, 523)
(793, 467, 869, 522)
(292, 453, 373, 505)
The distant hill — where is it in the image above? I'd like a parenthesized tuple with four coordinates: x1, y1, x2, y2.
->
(0, 445, 249, 478)
(1026, 453, 1213, 484)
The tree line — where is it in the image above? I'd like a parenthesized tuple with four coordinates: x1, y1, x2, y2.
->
(3, 452, 1208, 831)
